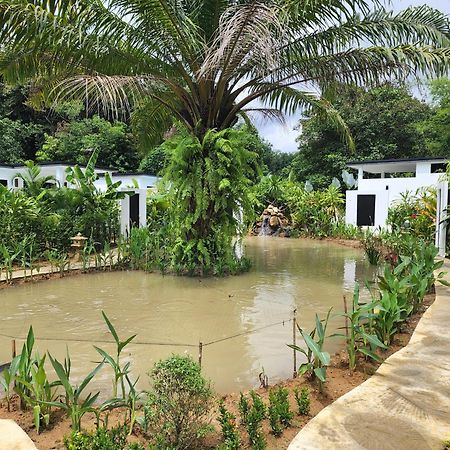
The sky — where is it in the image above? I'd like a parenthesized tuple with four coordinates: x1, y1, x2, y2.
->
(257, 0, 450, 153)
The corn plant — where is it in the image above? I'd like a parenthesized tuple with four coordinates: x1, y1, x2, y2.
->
(288, 309, 332, 392)
(15, 326, 36, 410)
(333, 284, 387, 371)
(16, 353, 57, 434)
(94, 311, 136, 399)
(80, 240, 96, 272)
(294, 387, 310, 416)
(0, 243, 20, 282)
(44, 351, 104, 432)
(0, 356, 20, 411)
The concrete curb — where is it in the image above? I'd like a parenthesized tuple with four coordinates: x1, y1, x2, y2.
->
(288, 263, 450, 450)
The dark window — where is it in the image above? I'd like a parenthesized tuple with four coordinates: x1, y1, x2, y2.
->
(357, 195, 376, 226)
(431, 163, 447, 173)
(14, 178, 19, 187)
(0, 179, 7, 187)
(129, 193, 140, 228)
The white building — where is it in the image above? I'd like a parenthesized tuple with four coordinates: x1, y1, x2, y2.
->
(0, 162, 159, 236)
(345, 157, 448, 256)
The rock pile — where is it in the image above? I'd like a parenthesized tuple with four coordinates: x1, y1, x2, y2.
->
(252, 204, 290, 237)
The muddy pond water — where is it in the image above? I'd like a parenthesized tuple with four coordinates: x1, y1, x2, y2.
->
(0, 237, 376, 395)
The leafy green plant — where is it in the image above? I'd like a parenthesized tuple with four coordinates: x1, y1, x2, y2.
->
(288, 309, 332, 392)
(245, 391, 266, 450)
(294, 387, 310, 416)
(335, 284, 387, 371)
(16, 353, 57, 434)
(238, 392, 250, 426)
(141, 354, 213, 450)
(94, 311, 136, 399)
(44, 350, 104, 432)
(64, 424, 129, 450)
(268, 390, 283, 437)
(0, 356, 20, 411)
(15, 326, 36, 410)
(217, 400, 240, 450)
(362, 232, 382, 265)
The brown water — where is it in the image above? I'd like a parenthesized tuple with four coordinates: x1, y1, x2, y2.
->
(0, 237, 375, 395)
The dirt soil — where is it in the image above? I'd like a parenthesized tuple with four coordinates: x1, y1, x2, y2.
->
(0, 291, 434, 450)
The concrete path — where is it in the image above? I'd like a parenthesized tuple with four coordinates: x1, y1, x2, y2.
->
(0, 420, 37, 450)
(288, 262, 450, 450)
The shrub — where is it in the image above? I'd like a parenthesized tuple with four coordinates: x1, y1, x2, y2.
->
(294, 387, 310, 416)
(217, 400, 240, 450)
(64, 425, 131, 450)
(243, 392, 266, 450)
(142, 354, 213, 450)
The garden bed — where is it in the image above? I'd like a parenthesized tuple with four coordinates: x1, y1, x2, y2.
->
(0, 292, 435, 449)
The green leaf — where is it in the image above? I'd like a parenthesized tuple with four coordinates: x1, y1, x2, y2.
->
(314, 367, 327, 382)
(358, 347, 384, 363)
(102, 311, 119, 345)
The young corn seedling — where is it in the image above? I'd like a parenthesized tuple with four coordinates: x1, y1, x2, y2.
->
(94, 311, 136, 399)
(44, 350, 104, 432)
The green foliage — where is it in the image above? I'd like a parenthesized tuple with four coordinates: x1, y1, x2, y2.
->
(37, 116, 140, 172)
(268, 386, 293, 436)
(336, 284, 387, 371)
(64, 425, 129, 450)
(244, 391, 266, 450)
(238, 392, 250, 426)
(291, 84, 434, 188)
(142, 354, 213, 450)
(294, 387, 310, 416)
(0, 118, 45, 164)
(0, 355, 20, 411)
(45, 350, 104, 432)
(289, 310, 332, 392)
(138, 145, 168, 175)
(165, 128, 257, 275)
(387, 189, 436, 243)
(362, 233, 383, 266)
(217, 400, 241, 450)
(416, 78, 450, 157)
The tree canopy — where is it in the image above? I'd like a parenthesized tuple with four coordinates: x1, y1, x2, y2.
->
(290, 83, 434, 188)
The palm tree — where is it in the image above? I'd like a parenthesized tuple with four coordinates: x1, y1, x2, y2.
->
(16, 161, 58, 197)
(1, 0, 449, 273)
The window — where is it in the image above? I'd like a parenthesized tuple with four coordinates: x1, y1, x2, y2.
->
(357, 195, 376, 226)
(0, 179, 7, 187)
(431, 163, 447, 174)
(14, 178, 19, 188)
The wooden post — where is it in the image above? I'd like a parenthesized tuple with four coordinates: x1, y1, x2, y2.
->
(292, 308, 297, 378)
(198, 341, 203, 369)
(343, 295, 349, 341)
(11, 339, 16, 359)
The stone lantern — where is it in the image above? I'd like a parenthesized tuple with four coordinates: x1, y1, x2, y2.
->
(70, 232, 88, 262)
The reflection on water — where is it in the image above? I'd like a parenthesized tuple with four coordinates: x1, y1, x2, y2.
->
(0, 237, 375, 394)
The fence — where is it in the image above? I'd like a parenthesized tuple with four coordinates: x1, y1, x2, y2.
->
(0, 309, 300, 386)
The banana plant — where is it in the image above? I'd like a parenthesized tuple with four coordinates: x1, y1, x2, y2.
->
(44, 351, 104, 432)
(94, 311, 136, 399)
(288, 308, 332, 392)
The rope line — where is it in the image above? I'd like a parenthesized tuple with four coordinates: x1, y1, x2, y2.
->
(203, 318, 293, 346)
(0, 317, 294, 349)
(0, 332, 197, 348)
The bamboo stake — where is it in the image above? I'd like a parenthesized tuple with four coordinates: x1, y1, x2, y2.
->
(293, 308, 297, 378)
(198, 341, 203, 369)
(343, 295, 349, 341)
(11, 339, 16, 359)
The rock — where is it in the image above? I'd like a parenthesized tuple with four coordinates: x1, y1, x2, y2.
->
(269, 216, 279, 227)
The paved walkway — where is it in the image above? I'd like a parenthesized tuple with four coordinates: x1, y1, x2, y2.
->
(288, 262, 450, 450)
(0, 420, 37, 450)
